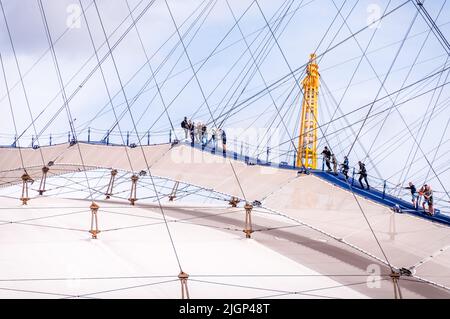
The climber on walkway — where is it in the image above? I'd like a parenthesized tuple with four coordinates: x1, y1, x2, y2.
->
(404, 182, 419, 209)
(221, 129, 227, 153)
(357, 161, 370, 190)
(201, 123, 207, 146)
(422, 184, 434, 216)
(341, 156, 349, 180)
(331, 154, 338, 176)
(189, 121, 195, 146)
(211, 127, 218, 149)
(321, 146, 332, 172)
(181, 117, 188, 140)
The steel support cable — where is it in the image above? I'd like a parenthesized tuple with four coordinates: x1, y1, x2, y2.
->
(212, 69, 450, 161)
(124, 0, 181, 140)
(156, 10, 449, 133)
(269, 0, 357, 161)
(217, 0, 315, 152)
(207, 15, 442, 125)
(362, 100, 450, 171)
(37, 0, 94, 201)
(321, 77, 377, 174)
(74, 0, 211, 137)
(225, 0, 301, 158)
(320, 72, 440, 164)
(20, 0, 407, 147)
(423, 118, 449, 185)
(349, 64, 449, 157)
(411, 0, 450, 55)
(92, 0, 183, 272)
(165, 0, 241, 131)
(321, 0, 392, 179)
(16, 0, 149, 144)
(155, 0, 371, 136)
(0, 52, 25, 169)
(214, 48, 443, 136)
(364, 0, 447, 164)
(346, 8, 419, 157)
(110, 0, 257, 140)
(0, 1, 95, 109)
(385, 96, 450, 201)
(78, 0, 135, 173)
(237, 6, 437, 160)
(245, 0, 359, 160)
(81, 0, 307, 132)
(252, 0, 400, 275)
(190, 0, 294, 124)
(104, 0, 216, 140)
(217, 0, 344, 136)
(133, 0, 218, 135)
(398, 59, 450, 194)
(212, 0, 297, 130)
(164, 0, 255, 204)
(31, 0, 157, 143)
(384, 138, 450, 183)
(319, 86, 347, 158)
(320, 81, 450, 154)
(395, 77, 449, 191)
(0, 0, 45, 165)
(209, 1, 411, 137)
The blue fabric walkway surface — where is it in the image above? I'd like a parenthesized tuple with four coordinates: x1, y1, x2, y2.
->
(312, 170, 450, 227)
(185, 141, 450, 227)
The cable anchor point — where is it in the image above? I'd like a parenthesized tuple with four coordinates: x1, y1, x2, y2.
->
(20, 172, 33, 205)
(390, 270, 403, 299)
(89, 202, 101, 239)
(243, 202, 254, 238)
(38, 166, 49, 195)
(105, 169, 118, 199)
(178, 271, 190, 299)
(128, 174, 139, 205)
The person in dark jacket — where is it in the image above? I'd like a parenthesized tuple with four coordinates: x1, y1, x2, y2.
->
(181, 117, 188, 140)
(321, 146, 332, 171)
(404, 182, 418, 209)
(358, 161, 370, 190)
(221, 129, 227, 153)
(341, 156, 349, 180)
(189, 121, 195, 146)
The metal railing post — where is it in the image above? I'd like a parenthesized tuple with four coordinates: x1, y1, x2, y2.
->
(88, 127, 91, 143)
(31, 135, 34, 148)
(169, 130, 172, 143)
(49, 134, 52, 146)
(147, 131, 150, 145)
(126, 131, 130, 146)
(382, 180, 386, 199)
(68, 131, 71, 143)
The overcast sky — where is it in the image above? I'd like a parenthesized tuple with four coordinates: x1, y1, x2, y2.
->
(0, 0, 449, 202)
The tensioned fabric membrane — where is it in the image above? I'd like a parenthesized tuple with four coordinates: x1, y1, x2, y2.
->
(0, 142, 449, 290)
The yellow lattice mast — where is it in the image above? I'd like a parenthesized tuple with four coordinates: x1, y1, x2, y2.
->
(296, 53, 319, 169)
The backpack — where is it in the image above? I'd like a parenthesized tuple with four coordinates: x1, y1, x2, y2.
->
(181, 121, 186, 129)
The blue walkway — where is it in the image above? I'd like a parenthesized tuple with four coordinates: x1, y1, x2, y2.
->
(185, 140, 450, 227)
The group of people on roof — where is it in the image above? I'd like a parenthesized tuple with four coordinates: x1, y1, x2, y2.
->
(321, 146, 370, 190)
(404, 182, 434, 216)
(181, 117, 227, 151)
(321, 146, 435, 216)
